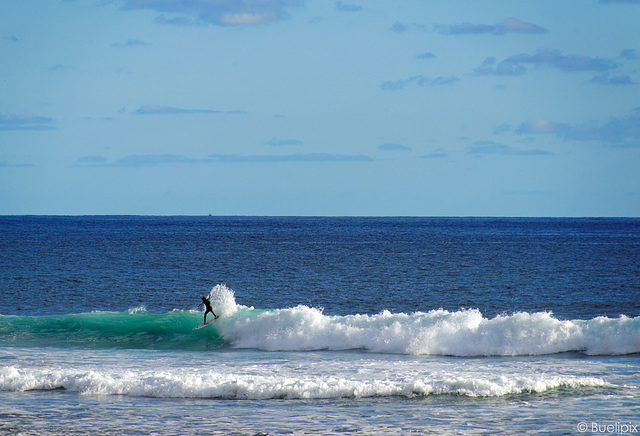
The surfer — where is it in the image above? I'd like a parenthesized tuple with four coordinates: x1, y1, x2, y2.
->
(198, 296, 218, 323)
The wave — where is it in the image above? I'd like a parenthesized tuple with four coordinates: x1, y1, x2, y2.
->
(0, 365, 610, 399)
(0, 308, 225, 351)
(1, 285, 639, 356)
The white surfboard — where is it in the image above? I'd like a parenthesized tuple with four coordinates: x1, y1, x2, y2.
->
(193, 318, 217, 330)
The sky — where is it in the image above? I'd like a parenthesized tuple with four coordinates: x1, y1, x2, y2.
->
(1, 0, 639, 216)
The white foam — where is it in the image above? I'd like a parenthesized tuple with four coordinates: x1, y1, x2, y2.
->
(0, 365, 609, 399)
(208, 284, 241, 317)
(190, 284, 640, 356)
(127, 306, 147, 314)
(217, 304, 640, 356)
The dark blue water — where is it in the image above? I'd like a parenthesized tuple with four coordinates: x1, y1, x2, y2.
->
(1, 216, 639, 319)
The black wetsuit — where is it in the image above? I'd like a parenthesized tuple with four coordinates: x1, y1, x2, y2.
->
(200, 298, 217, 323)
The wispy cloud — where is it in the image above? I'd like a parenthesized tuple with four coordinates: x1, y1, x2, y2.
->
(474, 57, 527, 76)
(381, 75, 459, 91)
(474, 48, 619, 76)
(75, 154, 209, 168)
(507, 49, 617, 72)
(590, 73, 634, 85)
(76, 152, 373, 167)
(493, 122, 512, 135)
(377, 143, 412, 152)
(0, 161, 36, 168)
(154, 15, 199, 26)
(415, 52, 437, 60)
(112, 38, 149, 48)
(334, 1, 362, 12)
(516, 119, 569, 135)
(76, 156, 109, 165)
(117, 154, 205, 166)
(390, 17, 546, 36)
(265, 138, 303, 147)
(420, 149, 449, 159)
(436, 17, 548, 35)
(0, 113, 57, 131)
(516, 111, 640, 148)
(621, 49, 639, 60)
(133, 105, 245, 115)
(390, 21, 411, 33)
(208, 153, 373, 163)
(49, 64, 71, 72)
(467, 141, 551, 156)
(120, 0, 301, 27)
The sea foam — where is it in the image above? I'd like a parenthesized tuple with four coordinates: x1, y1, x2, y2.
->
(212, 285, 640, 356)
(0, 365, 609, 399)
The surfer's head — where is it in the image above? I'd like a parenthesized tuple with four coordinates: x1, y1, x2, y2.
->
(202, 296, 207, 301)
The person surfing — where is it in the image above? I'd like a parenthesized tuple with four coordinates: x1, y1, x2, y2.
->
(197, 295, 219, 324)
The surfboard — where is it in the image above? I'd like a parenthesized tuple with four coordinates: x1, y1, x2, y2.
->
(193, 318, 217, 330)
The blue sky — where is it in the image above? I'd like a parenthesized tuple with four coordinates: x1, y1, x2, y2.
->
(1, 0, 639, 216)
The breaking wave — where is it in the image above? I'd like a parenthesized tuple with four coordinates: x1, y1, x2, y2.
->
(0, 365, 610, 399)
(1, 285, 639, 356)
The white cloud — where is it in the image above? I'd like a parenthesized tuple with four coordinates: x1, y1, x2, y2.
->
(0, 113, 57, 131)
(436, 17, 548, 35)
(517, 111, 640, 148)
(516, 119, 568, 135)
(381, 75, 459, 91)
(474, 49, 619, 77)
(120, 0, 301, 26)
(467, 141, 551, 156)
(220, 12, 274, 26)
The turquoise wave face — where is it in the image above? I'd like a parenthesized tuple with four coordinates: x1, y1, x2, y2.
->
(0, 310, 227, 351)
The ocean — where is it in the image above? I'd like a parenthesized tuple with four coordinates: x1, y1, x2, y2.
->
(1, 216, 639, 435)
